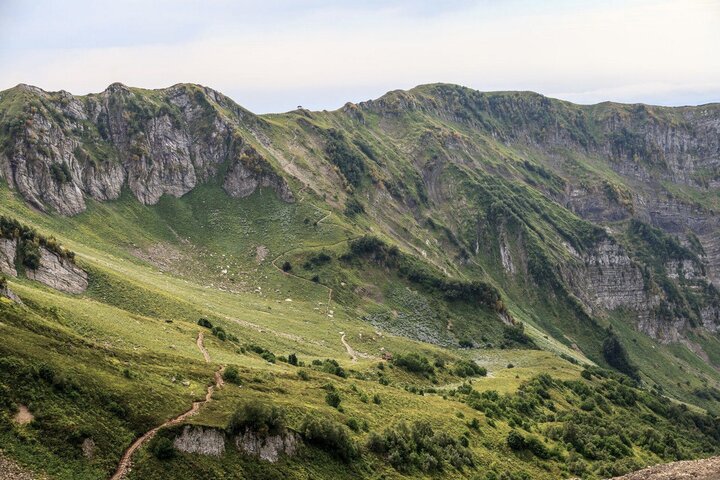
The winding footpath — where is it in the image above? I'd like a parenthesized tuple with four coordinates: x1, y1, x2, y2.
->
(340, 333, 357, 362)
(109, 332, 222, 480)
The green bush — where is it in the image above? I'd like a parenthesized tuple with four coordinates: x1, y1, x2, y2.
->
(281, 261, 292, 272)
(197, 318, 213, 329)
(223, 366, 241, 385)
(300, 416, 358, 462)
(149, 436, 175, 460)
(367, 420, 473, 472)
(344, 197, 365, 217)
(501, 323, 536, 348)
(227, 403, 285, 437)
(314, 359, 346, 378)
(507, 430, 526, 450)
(288, 353, 298, 366)
(325, 391, 341, 408)
(454, 360, 487, 378)
(324, 128, 366, 187)
(393, 352, 434, 376)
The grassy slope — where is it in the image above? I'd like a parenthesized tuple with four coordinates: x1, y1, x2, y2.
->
(2, 84, 720, 479)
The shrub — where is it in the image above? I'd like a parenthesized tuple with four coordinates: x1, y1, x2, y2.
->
(288, 353, 298, 366)
(344, 197, 365, 217)
(346, 418, 360, 432)
(300, 416, 358, 462)
(281, 261, 292, 272)
(297, 370, 310, 381)
(315, 359, 346, 378)
(325, 391, 342, 408)
(373, 394, 382, 405)
(149, 436, 175, 460)
(197, 318, 213, 329)
(49, 162, 72, 184)
(501, 323, 536, 348)
(227, 403, 285, 437)
(393, 352, 434, 376)
(223, 366, 241, 385)
(367, 420, 473, 472)
(454, 360, 487, 378)
(506, 430, 526, 450)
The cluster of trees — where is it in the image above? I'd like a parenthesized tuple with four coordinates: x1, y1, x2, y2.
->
(366, 420, 474, 473)
(324, 128, 367, 187)
(311, 358, 346, 378)
(345, 235, 504, 311)
(453, 360, 487, 378)
(501, 323, 536, 349)
(392, 352, 434, 376)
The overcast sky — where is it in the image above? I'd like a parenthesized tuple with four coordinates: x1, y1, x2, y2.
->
(0, 0, 718, 113)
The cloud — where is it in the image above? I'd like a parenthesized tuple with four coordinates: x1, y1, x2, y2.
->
(0, 0, 718, 112)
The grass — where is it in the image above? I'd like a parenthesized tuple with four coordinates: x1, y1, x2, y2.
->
(2, 83, 720, 479)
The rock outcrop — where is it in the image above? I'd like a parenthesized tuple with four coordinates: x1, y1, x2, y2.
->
(0, 238, 17, 277)
(170, 426, 300, 463)
(25, 248, 88, 294)
(173, 426, 225, 456)
(235, 430, 300, 463)
(0, 83, 293, 216)
(573, 240, 652, 313)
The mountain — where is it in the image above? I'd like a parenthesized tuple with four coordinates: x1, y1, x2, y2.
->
(1, 82, 720, 479)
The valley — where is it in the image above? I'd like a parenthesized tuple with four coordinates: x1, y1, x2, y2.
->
(0, 82, 720, 479)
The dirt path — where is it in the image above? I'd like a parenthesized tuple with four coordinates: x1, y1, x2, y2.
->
(110, 332, 222, 480)
(196, 331, 211, 363)
(609, 456, 720, 479)
(340, 333, 357, 362)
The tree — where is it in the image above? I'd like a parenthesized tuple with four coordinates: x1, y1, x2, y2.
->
(281, 261, 292, 272)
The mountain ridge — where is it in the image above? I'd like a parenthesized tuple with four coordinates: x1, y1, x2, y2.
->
(2, 80, 720, 479)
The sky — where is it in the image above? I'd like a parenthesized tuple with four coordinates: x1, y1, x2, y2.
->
(0, 0, 718, 113)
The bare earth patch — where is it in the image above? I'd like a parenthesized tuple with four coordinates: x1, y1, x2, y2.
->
(255, 245, 269, 264)
(610, 456, 720, 479)
(13, 405, 33, 425)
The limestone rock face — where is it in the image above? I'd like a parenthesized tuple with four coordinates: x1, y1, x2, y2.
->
(25, 248, 88, 294)
(0, 238, 17, 277)
(0, 84, 293, 216)
(173, 426, 226, 456)
(235, 430, 299, 463)
(577, 240, 651, 312)
(223, 158, 295, 203)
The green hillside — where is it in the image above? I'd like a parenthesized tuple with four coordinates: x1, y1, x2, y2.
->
(1, 82, 720, 479)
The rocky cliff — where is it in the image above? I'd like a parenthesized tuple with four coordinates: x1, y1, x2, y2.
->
(171, 425, 299, 463)
(0, 83, 293, 215)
